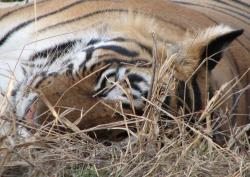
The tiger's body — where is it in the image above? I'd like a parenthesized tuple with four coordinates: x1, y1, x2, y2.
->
(0, 0, 249, 140)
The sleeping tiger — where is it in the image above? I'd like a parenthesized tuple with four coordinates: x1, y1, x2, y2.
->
(0, 0, 249, 142)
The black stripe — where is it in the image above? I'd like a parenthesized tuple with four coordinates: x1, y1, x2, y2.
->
(0, 0, 50, 21)
(97, 74, 143, 100)
(173, 1, 250, 25)
(0, 20, 30, 46)
(163, 96, 171, 107)
(99, 71, 116, 91)
(173, 1, 250, 42)
(127, 73, 147, 93)
(143, 90, 148, 99)
(176, 80, 192, 112)
(62, 58, 73, 66)
(21, 66, 27, 76)
(30, 71, 47, 89)
(232, 0, 250, 8)
(128, 82, 142, 93)
(33, 72, 58, 89)
(87, 37, 151, 56)
(201, 29, 244, 71)
(88, 56, 111, 72)
(24, 96, 38, 117)
(213, 0, 250, 17)
(39, 71, 47, 77)
(78, 46, 95, 73)
(175, 2, 219, 25)
(136, 42, 152, 56)
(94, 65, 111, 85)
(216, 0, 249, 14)
(121, 103, 144, 115)
(0, 0, 88, 47)
(47, 72, 58, 78)
(38, 8, 186, 32)
(11, 89, 17, 97)
(30, 39, 79, 61)
(22, 62, 43, 68)
(95, 70, 147, 100)
(79, 40, 139, 74)
(176, 81, 184, 109)
(94, 72, 116, 97)
(208, 86, 214, 100)
(39, 9, 129, 32)
(87, 39, 101, 45)
(127, 73, 149, 100)
(96, 45, 138, 57)
(109, 37, 152, 55)
(88, 57, 151, 74)
(109, 37, 127, 42)
(30, 40, 79, 66)
(85, 47, 95, 62)
(102, 58, 152, 67)
(34, 77, 46, 89)
(191, 76, 202, 111)
(65, 63, 74, 77)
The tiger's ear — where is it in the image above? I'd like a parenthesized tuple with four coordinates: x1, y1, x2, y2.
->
(183, 25, 243, 71)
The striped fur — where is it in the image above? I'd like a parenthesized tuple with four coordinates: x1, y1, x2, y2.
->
(0, 0, 249, 139)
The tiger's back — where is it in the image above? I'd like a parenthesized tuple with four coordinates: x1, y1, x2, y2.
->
(0, 0, 249, 140)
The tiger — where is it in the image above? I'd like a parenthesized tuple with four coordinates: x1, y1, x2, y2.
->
(0, 0, 249, 142)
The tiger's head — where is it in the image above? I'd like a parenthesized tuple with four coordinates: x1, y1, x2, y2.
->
(10, 23, 243, 139)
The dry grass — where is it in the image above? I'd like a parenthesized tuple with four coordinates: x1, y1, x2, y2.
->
(0, 90, 250, 177)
